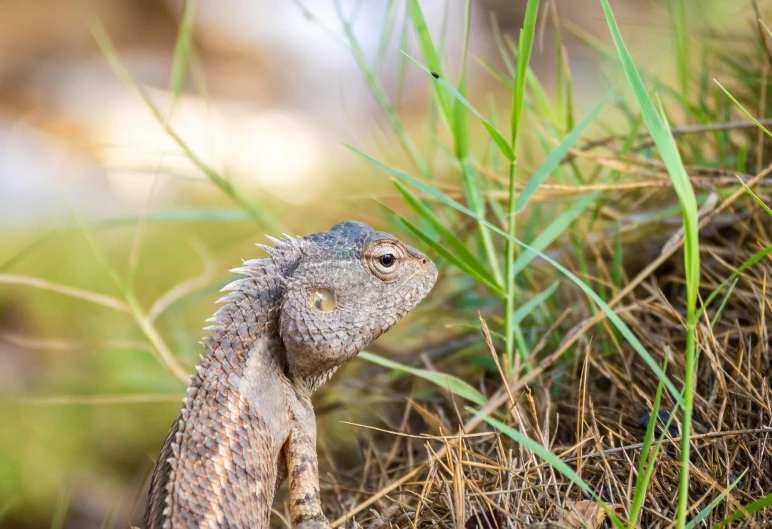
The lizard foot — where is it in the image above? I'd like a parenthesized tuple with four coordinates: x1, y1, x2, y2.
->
(294, 521, 333, 529)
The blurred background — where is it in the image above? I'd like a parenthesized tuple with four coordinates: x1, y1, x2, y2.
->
(0, 0, 752, 527)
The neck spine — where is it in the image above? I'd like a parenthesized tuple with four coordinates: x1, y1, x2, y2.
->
(195, 238, 301, 382)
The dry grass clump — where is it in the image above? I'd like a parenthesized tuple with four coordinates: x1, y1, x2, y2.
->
(302, 192, 772, 529)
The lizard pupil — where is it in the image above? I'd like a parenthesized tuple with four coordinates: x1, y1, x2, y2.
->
(379, 254, 394, 267)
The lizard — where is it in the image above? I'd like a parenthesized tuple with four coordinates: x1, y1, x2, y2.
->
(142, 220, 437, 529)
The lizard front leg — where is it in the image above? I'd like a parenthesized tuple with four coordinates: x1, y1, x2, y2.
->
(285, 396, 331, 529)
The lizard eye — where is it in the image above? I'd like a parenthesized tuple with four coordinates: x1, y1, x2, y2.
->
(310, 288, 335, 312)
(365, 242, 404, 282)
(379, 254, 395, 267)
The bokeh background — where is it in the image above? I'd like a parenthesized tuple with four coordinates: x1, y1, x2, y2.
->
(0, 0, 752, 527)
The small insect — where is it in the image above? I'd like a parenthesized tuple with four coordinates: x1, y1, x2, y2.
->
(431, 71, 440, 79)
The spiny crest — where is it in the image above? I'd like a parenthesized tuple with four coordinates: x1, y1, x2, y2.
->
(202, 234, 305, 334)
(211, 235, 299, 302)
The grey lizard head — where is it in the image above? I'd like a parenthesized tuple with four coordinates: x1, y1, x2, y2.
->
(276, 220, 437, 381)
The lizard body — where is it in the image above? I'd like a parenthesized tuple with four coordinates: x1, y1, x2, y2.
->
(143, 221, 437, 529)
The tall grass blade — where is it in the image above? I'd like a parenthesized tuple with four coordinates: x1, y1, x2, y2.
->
(737, 177, 772, 217)
(89, 20, 279, 232)
(470, 410, 624, 528)
(511, 0, 540, 144)
(349, 145, 681, 403)
(380, 202, 504, 295)
(360, 351, 486, 405)
(715, 80, 772, 138)
(598, 3, 699, 525)
(406, 0, 452, 124)
(684, 470, 747, 529)
(696, 244, 772, 320)
(401, 51, 513, 161)
(334, 1, 429, 178)
(66, 202, 189, 382)
(169, 0, 196, 109)
(629, 359, 672, 525)
(514, 90, 611, 213)
(489, 13, 515, 76)
(375, 0, 398, 69)
(671, 0, 690, 99)
(393, 181, 502, 290)
(511, 281, 558, 327)
(612, 222, 623, 289)
(510, 191, 600, 278)
(712, 491, 772, 528)
(504, 0, 540, 373)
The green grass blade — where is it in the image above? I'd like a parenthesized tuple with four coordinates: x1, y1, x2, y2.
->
(710, 278, 738, 330)
(505, 0, 540, 374)
(635, 405, 680, 519)
(511, 0, 540, 144)
(380, 202, 504, 295)
(511, 191, 600, 278)
(655, 98, 699, 308)
(89, 20, 279, 232)
(0, 230, 51, 272)
(489, 12, 515, 76)
(395, 6, 410, 106)
(333, 1, 429, 178)
(526, 68, 557, 129)
(349, 145, 681, 403)
(459, 160, 505, 287)
(712, 491, 772, 528)
(375, 0, 398, 69)
(360, 351, 486, 406)
(406, 0, 453, 124)
(393, 181, 501, 289)
(695, 244, 772, 320)
(684, 470, 747, 529)
(452, 0, 472, 162)
(598, 3, 699, 524)
(737, 177, 772, 217)
(401, 50, 513, 161)
(511, 281, 558, 327)
(670, 0, 689, 99)
(474, 57, 514, 90)
(515, 90, 612, 213)
(470, 410, 624, 528)
(715, 80, 772, 139)
(596, 2, 699, 287)
(629, 358, 667, 525)
(67, 205, 190, 382)
(169, 0, 196, 109)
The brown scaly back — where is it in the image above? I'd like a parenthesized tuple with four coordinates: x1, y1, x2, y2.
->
(143, 237, 303, 529)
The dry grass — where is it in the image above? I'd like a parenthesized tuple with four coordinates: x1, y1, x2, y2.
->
(291, 169, 772, 528)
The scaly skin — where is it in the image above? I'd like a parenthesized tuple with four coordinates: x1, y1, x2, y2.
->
(143, 221, 437, 529)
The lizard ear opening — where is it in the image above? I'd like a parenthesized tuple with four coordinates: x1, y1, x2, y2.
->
(309, 288, 335, 312)
(280, 280, 358, 380)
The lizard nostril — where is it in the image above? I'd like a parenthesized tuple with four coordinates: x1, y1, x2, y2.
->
(421, 259, 427, 265)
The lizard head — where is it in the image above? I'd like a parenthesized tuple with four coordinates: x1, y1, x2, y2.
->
(278, 220, 437, 384)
